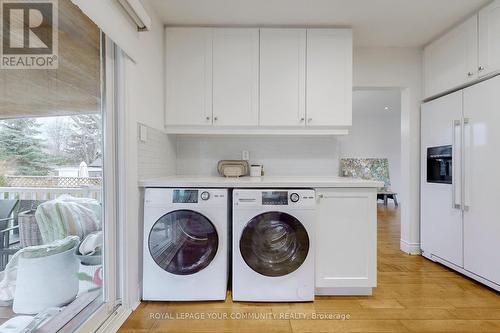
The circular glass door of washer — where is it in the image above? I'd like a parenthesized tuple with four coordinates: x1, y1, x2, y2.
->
(148, 210, 219, 275)
(239, 211, 309, 277)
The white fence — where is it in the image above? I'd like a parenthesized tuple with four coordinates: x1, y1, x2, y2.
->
(0, 186, 102, 201)
(4, 176, 102, 188)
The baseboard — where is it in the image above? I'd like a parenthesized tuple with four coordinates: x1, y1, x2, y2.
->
(315, 287, 372, 296)
(400, 239, 421, 255)
(131, 282, 141, 310)
(422, 251, 500, 292)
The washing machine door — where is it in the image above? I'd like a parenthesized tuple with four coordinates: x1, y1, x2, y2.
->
(148, 209, 219, 275)
(239, 212, 309, 277)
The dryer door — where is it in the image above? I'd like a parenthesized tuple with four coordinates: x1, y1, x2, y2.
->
(148, 209, 219, 275)
(239, 212, 309, 277)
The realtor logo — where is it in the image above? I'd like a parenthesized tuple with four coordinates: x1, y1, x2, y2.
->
(0, 0, 58, 69)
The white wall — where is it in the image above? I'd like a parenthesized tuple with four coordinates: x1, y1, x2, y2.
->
(353, 47, 422, 254)
(120, 4, 176, 308)
(339, 90, 402, 197)
(124, 2, 175, 307)
(176, 136, 340, 176)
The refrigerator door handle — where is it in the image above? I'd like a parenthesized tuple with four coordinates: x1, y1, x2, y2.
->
(452, 119, 462, 210)
(463, 118, 470, 212)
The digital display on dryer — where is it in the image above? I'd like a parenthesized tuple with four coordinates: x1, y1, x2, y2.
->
(262, 191, 288, 205)
(173, 190, 198, 203)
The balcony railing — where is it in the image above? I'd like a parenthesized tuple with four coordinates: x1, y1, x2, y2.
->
(0, 186, 101, 201)
(0, 176, 102, 201)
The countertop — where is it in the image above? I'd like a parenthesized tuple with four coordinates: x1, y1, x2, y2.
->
(139, 175, 383, 188)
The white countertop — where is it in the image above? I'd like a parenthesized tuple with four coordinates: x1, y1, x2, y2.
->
(139, 175, 383, 188)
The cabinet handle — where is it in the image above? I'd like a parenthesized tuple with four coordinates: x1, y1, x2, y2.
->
(205, 116, 211, 121)
(308, 118, 312, 123)
(479, 66, 485, 71)
(318, 194, 324, 199)
(214, 116, 218, 121)
(300, 117, 305, 122)
(467, 72, 474, 77)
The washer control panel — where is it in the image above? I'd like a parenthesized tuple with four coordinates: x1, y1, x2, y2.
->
(144, 188, 227, 206)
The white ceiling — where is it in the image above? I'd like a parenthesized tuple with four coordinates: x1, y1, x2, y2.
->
(147, 0, 490, 47)
(353, 90, 401, 115)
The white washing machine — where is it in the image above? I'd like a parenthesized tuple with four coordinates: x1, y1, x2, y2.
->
(232, 189, 315, 302)
(143, 188, 228, 301)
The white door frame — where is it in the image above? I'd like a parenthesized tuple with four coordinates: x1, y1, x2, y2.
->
(75, 36, 130, 333)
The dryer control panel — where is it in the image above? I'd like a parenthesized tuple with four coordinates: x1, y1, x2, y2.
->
(234, 189, 315, 209)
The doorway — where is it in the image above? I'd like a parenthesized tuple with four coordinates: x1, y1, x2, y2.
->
(339, 88, 402, 235)
(0, 1, 122, 331)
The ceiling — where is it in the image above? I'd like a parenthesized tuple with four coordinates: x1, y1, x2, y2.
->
(147, 0, 490, 47)
(353, 90, 401, 115)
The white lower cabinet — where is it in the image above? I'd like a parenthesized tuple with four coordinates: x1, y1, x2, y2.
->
(315, 188, 377, 295)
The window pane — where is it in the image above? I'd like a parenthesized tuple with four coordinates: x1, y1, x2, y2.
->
(0, 0, 106, 330)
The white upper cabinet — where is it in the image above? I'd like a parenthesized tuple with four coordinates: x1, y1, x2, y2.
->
(479, 0, 500, 78)
(424, 0, 500, 99)
(165, 28, 213, 126)
(306, 29, 352, 127)
(213, 29, 259, 126)
(259, 29, 306, 127)
(424, 16, 478, 99)
(164, 27, 353, 134)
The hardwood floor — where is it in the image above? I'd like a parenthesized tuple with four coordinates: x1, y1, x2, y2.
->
(119, 205, 500, 332)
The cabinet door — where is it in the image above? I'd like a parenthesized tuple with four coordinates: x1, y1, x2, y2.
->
(260, 29, 306, 127)
(479, 0, 500, 77)
(213, 29, 259, 126)
(165, 28, 212, 126)
(306, 29, 352, 127)
(463, 75, 500, 285)
(315, 188, 377, 290)
(423, 16, 478, 99)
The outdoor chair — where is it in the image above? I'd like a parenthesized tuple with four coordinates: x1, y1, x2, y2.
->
(0, 200, 19, 270)
(0, 200, 44, 270)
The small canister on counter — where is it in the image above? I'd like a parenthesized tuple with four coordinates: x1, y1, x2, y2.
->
(250, 164, 263, 177)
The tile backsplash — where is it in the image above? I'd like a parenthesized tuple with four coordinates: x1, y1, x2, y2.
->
(175, 136, 341, 176)
(138, 124, 176, 179)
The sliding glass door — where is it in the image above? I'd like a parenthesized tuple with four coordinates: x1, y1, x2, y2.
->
(0, 1, 122, 331)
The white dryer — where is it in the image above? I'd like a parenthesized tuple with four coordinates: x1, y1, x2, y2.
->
(143, 188, 228, 301)
(232, 189, 315, 302)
